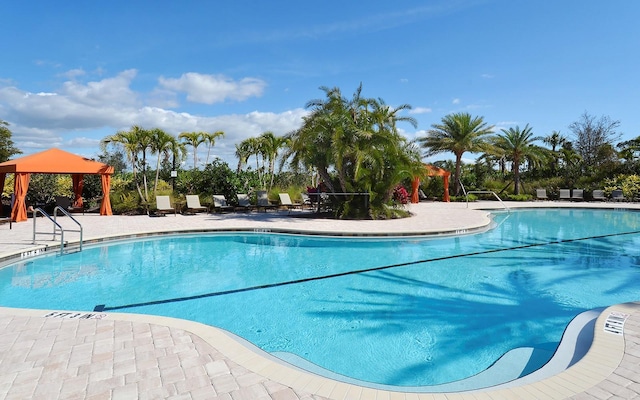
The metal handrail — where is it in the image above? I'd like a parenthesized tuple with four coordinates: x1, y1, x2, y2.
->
(32, 207, 83, 254)
(459, 181, 510, 212)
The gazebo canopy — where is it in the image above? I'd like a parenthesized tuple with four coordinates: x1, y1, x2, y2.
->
(411, 165, 451, 203)
(0, 148, 114, 221)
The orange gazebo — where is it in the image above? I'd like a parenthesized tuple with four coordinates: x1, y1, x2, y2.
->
(0, 148, 114, 222)
(411, 165, 451, 203)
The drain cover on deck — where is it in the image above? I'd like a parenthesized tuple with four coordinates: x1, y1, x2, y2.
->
(603, 312, 629, 335)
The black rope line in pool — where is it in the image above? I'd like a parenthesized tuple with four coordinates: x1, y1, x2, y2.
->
(93, 229, 640, 312)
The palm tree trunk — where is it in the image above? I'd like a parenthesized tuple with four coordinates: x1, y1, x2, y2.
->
(454, 153, 463, 196)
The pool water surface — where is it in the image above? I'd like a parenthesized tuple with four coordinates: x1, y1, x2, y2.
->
(1, 208, 640, 387)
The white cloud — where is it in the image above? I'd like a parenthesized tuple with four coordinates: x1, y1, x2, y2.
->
(0, 70, 304, 166)
(481, 73, 494, 79)
(158, 72, 267, 104)
(409, 107, 432, 115)
(61, 69, 139, 108)
(452, 98, 460, 105)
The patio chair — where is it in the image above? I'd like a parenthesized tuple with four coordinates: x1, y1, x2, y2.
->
(535, 188, 548, 200)
(232, 193, 251, 212)
(611, 189, 625, 202)
(300, 193, 312, 209)
(184, 195, 208, 214)
(55, 196, 84, 214)
(592, 190, 606, 201)
(570, 189, 584, 201)
(278, 193, 303, 212)
(256, 190, 277, 212)
(154, 195, 176, 216)
(212, 195, 234, 213)
(559, 189, 571, 201)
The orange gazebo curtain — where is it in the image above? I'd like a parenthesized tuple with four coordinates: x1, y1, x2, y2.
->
(411, 177, 420, 203)
(0, 173, 5, 217)
(411, 166, 451, 203)
(72, 173, 84, 209)
(12, 173, 30, 222)
(100, 174, 112, 216)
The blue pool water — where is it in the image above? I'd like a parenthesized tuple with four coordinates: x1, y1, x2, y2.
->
(1, 208, 640, 387)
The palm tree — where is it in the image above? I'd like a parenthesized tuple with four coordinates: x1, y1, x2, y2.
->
(135, 126, 154, 202)
(493, 124, 546, 195)
(285, 85, 424, 218)
(203, 130, 225, 165)
(418, 113, 494, 195)
(178, 131, 205, 168)
(234, 141, 252, 173)
(101, 126, 151, 201)
(258, 131, 285, 190)
(542, 131, 568, 175)
(150, 128, 175, 196)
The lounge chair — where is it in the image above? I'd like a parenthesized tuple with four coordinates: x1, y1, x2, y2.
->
(55, 196, 84, 214)
(155, 195, 176, 216)
(278, 193, 303, 211)
(592, 190, 606, 201)
(235, 193, 253, 212)
(535, 189, 548, 200)
(571, 189, 584, 201)
(300, 193, 312, 209)
(611, 189, 625, 202)
(256, 190, 277, 212)
(184, 195, 208, 214)
(418, 189, 428, 201)
(212, 195, 234, 213)
(559, 189, 571, 201)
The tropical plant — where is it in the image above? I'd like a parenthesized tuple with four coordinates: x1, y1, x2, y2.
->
(203, 130, 225, 165)
(541, 131, 568, 175)
(418, 112, 494, 195)
(234, 141, 252, 173)
(257, 131, 286, 190)
(285, 84, 424, 218)
(150, 128, 176, 196)
(491, 124, 547, 194)
(101, 125, 151, 203)
(0, 120, 21, 162)
(179, 131, 206, 169)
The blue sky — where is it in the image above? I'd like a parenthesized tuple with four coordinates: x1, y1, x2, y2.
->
(2, 0, 639, 167)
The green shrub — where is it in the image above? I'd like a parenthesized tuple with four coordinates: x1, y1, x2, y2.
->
(504, 194, 532, 201)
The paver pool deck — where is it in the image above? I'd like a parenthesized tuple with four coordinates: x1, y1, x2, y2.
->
(0, 201, 639, 399)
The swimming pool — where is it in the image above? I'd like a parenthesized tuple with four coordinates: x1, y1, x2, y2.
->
(1, 208, 639, 388)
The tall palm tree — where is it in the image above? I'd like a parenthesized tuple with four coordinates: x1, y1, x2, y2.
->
(258, 131, 285, 190)
(234, 140, 252, 173)
(418, 113, 494, 195)
(178, 131, 205, 168)
(135, 126, 154, 202)
(542, 131, 568, 175)
(203, 130, 225, 165)
(101, 126, 151, 201)
(493, 124, 546, 195)
(150, 128, 175, 196)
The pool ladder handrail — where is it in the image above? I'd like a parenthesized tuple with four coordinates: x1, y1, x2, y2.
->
(459, 181, 510, 212)
(32, 207, 83, 254)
